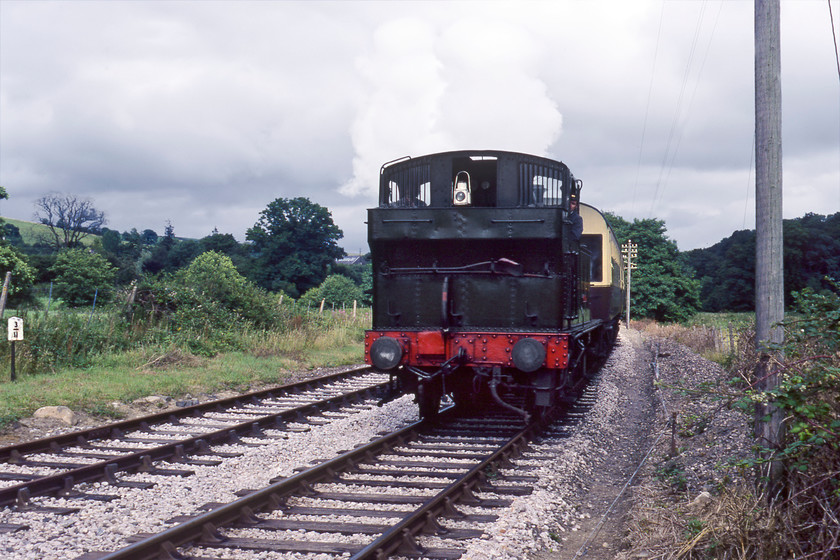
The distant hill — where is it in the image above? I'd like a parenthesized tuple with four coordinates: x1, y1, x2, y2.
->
(2, 216, 98, 247)
(684, 212, 840, 311)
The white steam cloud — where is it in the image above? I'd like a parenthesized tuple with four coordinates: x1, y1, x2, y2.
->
(341, 16, 563, 198)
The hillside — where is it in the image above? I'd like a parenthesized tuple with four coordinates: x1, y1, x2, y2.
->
(2, 217, 98, 247)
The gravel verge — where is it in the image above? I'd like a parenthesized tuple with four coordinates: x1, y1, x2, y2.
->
(454, 327, 658, 560)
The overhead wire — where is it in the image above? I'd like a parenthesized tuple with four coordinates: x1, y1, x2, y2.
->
(648, 1, 707, 217)
(829, 0, 840, 210)
(655, 2, 724, 214)
(648, 1, 723, 218)
(632, 0, 666, 213)
(743, 133, 755, 230)
(829, 0, 840, 80)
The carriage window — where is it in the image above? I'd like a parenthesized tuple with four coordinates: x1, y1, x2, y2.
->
(580, 234, 603, 282)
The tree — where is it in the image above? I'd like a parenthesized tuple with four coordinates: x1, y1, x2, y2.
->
(0, 245, 37, 305)
(3, 223, 23, 247)
(162, 221, 176, 249)
(246, 197, 344, 297)
(690, 229, 756, 312)
(99, 228, 122, 255)
(605, 213, 701, 322)
(50, 248, 116, 306)
(179, 251, 275, 322)
(684, 213, 840, 312)
(0, 186, 8, 243)
(201, 231, 241, 255)
(34, 193, 106, 249)
(332, 259, 373, 305)
(141, 229, 159, 245)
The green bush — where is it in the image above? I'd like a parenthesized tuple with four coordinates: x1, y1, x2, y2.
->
(0, 309, 157, 374)
(300, 274, 364, 310)
(130, 252, 287, 354)
(0, 251, 371, 376)
(177, 251, 280, 328)
(0, 245, 37, 306)
(771, 284, 840, 466)
(50, 248, 116, 306)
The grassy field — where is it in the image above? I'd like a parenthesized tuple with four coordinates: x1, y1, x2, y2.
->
(2, 216, 98, 247)
(632, 312, 756, 367)
(0, 309, 757, 429)
(0, 308, 758, 429)
(0, 308, 370, 428)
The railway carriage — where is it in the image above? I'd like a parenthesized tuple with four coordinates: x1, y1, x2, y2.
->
(364, 150, 624, 420)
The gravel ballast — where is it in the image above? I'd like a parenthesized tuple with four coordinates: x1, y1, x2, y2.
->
(1, 328, 742, 560)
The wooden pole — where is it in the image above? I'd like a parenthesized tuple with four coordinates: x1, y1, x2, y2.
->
(623, 240, 637, 328)
(754, 0, 785, 496)
(0, 272, 11, 319)
(625, 251, 632, 328)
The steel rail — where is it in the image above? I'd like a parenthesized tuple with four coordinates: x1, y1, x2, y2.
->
(1, 366, 375, 461)
(76, 414, 434, 560)
(0, 366, 373, 462)
(2, 371, 389, 509)
(349, 418, 541, 559)
(79, 406, 549, 560)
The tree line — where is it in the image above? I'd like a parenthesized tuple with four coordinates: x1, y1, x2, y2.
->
(684, 212, 840, 312)
(1, 192, 368, 311)
(1, 189, 837, 321)
(603, 211, 839, 320)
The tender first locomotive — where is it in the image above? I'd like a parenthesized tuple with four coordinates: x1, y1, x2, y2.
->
(364, 150, 624, 420)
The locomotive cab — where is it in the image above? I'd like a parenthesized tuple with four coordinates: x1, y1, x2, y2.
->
(365, 151, 621, 420)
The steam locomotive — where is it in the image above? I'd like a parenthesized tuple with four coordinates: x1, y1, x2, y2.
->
(364, 150, 624, 420)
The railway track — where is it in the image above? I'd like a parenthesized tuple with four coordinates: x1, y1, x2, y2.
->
(0, 367, 391, 514)
(61, 387, 600, 560)
(1, 363, 610, 560)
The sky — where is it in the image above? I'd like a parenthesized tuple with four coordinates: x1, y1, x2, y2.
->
(1, 0, 839, 255)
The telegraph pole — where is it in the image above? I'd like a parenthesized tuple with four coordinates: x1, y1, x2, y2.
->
(622, 240, 637, 328)
(755, 0, 784, 495)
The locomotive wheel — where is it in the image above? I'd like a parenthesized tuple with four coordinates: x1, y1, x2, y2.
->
(418, 380, 442, 420)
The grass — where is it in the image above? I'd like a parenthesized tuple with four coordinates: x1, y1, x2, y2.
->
(686, 312, 755, 330)
(0, 310, 761, 429)
(2, 216, 98, 247)
(0, 309, 370, 429)
(632, 313, 756, 367)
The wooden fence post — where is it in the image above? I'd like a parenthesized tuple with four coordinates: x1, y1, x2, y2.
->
(0, 272, 11, 319)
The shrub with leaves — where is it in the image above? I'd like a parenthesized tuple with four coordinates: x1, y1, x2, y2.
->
(132, 252, 284, 353)
(50, 248, 116, 306)
(770, 284, 840, 466)
(731, 281, 840, 557)
(300, 274, 364, 310)
(177, 251, 280, 328)
(0, 245, 37, 306)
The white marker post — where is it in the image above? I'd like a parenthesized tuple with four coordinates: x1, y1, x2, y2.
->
(7, 317, 23, 381)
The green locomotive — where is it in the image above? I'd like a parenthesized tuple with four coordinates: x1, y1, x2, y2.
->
(365, 150, 624, 420)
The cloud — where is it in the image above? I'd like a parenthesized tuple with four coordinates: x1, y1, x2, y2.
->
(0, 0, 837, 253)
(340, 13, 562, 199)
(341, 18, 448, 198)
